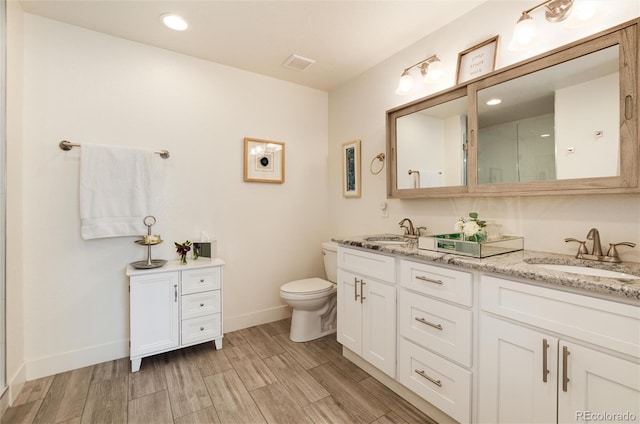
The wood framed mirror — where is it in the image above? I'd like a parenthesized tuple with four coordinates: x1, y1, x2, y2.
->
(387, 19, 638, 199)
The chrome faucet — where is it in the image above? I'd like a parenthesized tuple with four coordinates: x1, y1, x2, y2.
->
(398, 218, 415, 237)
(586, 228, 603, 257)
(565, 228, 636, 263)
(398, 218, 426, 238)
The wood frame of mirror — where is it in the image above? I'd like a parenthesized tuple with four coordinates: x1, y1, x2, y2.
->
(387, 18, 638, 199)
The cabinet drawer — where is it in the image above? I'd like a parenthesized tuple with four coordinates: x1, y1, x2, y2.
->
(338, 247, 395, 282)
(481, 274, 640, 357)
(399, 290, 472, 367)
(181, 291, 221, 320)
(182, 267, 221, 295)
(181, 313, 222, 346)
(398, 338, 471, 424)
(400, 260, 473, 307)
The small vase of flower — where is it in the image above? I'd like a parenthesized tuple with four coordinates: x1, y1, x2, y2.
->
(175, 240, 192, 265)
(454, 212, 487, 243)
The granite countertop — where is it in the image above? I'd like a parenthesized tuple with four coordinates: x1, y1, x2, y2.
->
(332, 234, 640, 302)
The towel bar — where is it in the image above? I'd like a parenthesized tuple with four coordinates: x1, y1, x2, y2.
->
(59, 140, 170, 159)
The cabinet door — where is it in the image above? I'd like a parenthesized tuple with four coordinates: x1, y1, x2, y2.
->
(478, 315, 558, 424)
(337, 269, 362, 354)
(130, 271, 179, 358)
(558, 341, 640, 423)
(362, 278, 396, 378)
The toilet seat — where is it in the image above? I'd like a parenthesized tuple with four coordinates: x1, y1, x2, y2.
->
(280, 278, 333, 296)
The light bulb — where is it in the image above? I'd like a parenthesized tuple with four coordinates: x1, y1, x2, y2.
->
(425, 60, 444, 82)
(161, 14, 189, 31)
(564, 0, 599, 28)
(396, 70, 413, 95)
(513, 12, 537, 47)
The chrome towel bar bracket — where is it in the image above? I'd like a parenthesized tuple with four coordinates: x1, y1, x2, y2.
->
(59, 140, 170, 159)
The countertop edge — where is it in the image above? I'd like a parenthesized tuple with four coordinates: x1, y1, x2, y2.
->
(333, 235, 640, 302)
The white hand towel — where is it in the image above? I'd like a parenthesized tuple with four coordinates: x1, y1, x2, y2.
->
(80, 143, 164, 240)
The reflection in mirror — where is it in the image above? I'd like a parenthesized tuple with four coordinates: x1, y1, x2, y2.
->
(477, 45, 620, 184)
(395, 96, 468, 189)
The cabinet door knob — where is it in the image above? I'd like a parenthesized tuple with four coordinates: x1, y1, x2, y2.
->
(200, 327, 205, 331)
(200, 303, 205, 307)
(200, 279, 205, 283)
(415, 369, 442, 387)
(562, 345, 570, 392)
(415, 316, 443, 330)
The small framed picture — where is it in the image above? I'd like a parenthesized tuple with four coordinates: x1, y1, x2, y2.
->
(456, 36, 499, 84)
(243, 137, 285, 183)
(342, 139, 361, 198)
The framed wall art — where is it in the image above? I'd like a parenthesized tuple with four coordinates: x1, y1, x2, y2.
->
(342, 139, 361, 198)
(243, 137, 285, 183)
(456, 35, 499, 84)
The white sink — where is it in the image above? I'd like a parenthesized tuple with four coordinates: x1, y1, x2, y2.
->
(533, 264, 640, 280)
(363, 235, 410, 245)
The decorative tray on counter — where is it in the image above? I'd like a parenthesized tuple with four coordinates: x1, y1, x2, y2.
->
(418, 233, 524, 258)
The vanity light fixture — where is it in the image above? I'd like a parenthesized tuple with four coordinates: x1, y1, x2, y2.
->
(486, 98, 502, 106)
(395, 55, 443, 95)
(510, 0, 597, 49)
(161, 14, 189, 31)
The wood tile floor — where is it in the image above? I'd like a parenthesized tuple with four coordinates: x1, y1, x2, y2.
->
(2, 319, 437, 424)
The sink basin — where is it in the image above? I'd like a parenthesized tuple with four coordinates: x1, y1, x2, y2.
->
(363, 235, 410, 245)
(532, 263, 640, 280)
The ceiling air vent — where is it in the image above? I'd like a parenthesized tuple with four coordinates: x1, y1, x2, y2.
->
(282, 54, 316, 71)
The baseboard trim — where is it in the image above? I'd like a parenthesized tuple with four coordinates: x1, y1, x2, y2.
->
(342, 347, 457, 424)
(223, 305, 291, 332)
(26, 339, 128, 381)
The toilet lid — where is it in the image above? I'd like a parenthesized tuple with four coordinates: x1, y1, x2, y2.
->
(281, 278, 333, 295)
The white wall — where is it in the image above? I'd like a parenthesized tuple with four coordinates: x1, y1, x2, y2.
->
(5, 0, 26, 405)
(555, 73, 619, 179)
(21, 14, 329, 379)
(329, 1, 640, 262)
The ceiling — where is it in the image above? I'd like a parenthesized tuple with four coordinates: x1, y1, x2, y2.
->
(19, 0, 489, 91)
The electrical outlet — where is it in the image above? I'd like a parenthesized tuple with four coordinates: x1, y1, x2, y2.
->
(379, 201, 388, 218)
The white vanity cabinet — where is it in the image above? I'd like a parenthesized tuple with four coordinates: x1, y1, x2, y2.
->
(478, 275, 640, 423)
(127, 259, 225, 372)
(397, 259, 474, 423)
(337, 247, 396, 377)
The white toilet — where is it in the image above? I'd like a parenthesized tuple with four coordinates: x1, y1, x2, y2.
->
(280, 241, 338, 342)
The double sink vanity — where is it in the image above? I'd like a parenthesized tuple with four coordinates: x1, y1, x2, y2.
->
(333, 235, 640, 423)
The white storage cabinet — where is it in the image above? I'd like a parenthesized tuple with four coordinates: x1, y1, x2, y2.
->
(127, 259, 225, 372)
(478, 274, 640, 423)
(397, 259, 474, 423)
(337, 247, 396, 378)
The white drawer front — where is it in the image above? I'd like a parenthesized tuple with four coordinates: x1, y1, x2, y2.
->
(181, 313, 221, 346)
(181, 291, 221, 320)
(182, 267, 221, 295)
(399, 290, 473, 367)
(398, 338, 471, 423)
(337, 247, 395, 282)
(481, 274, 640, 357)
(400, 260, 473, 307)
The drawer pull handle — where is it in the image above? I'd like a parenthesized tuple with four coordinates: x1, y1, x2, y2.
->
(415, 275, 443, 285)
(415, 369, 442, 387)
(200, 327, 205, 331)
(542, 338, 550, 383)
(415, 317, 443, 330)
(562, 345, 570, 392)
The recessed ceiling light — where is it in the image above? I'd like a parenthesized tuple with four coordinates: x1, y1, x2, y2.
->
(486, 98, 502, 106)
(161, 14, 189, 31)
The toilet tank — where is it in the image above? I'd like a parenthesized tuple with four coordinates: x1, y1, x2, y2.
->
(321, 241, 338, 283)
